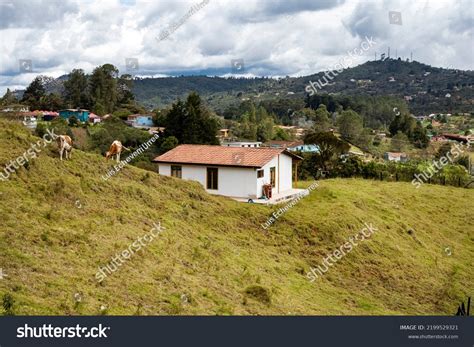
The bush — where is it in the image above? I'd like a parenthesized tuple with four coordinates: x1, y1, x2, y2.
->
(244, 285, 271, 305)
(2, 293, 15, 315)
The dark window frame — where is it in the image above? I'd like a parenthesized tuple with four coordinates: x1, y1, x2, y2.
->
(257, 169, 264, 178)
(171, 165, 182, 178)
(206, 167, 218, 190)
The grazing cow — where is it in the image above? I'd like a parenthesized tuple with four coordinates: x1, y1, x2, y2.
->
(106, 140, 129, 162)
(57, 135, 73, 161)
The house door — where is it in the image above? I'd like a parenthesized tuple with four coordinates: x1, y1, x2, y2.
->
(270, 167, 276, 188)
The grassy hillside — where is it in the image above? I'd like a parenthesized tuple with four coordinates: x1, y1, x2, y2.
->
(0, 119, 473, 315)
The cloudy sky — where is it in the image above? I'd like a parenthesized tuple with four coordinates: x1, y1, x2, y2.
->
(0, 0, 472, 94)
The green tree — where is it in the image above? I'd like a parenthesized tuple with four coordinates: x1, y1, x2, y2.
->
(21, 76, 46, 109)
(304, 131, 350, 173)
(164, 93, 219, 145)
(436, 142, 452, 159)
(338, 110, 363, 142)
(89, 64, 118, 115)
(64, 69, 89, 108)
(273, 127, 291, 141)
(390, 131, 410, 152)
(312, 104, 331, 132)
(68, 115, 80, 127)
(0, 88, 17, 105)
(160, 136, 179, 153)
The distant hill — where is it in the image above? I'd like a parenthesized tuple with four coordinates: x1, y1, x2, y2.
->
(0, 120, 473, 315)
(12, 59, 474, 115)
(132, 59, 474, 114)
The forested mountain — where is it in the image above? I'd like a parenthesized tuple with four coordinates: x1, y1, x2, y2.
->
(10, 59, 474, 116)
(130, 59, 474, 115)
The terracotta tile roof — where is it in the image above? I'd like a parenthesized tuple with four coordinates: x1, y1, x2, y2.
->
(153, 144, 300, 167)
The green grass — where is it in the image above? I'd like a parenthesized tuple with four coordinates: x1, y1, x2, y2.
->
(0, 119, 473, 315)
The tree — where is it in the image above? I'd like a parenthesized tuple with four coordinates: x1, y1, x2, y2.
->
(273, 127, 291, 141)
(0, 88, 17, 105)
(389, 115, 402, 136)
(68, 115, 80, 127)
(312, 104, 331, 132)
(356, 128, 373, 152)
(338, 110, 363, 142)
(40, 93, 64, 111)
(64, 69, 89, 108)
(304, 131, 350, 173)
(164, 93, 219, 145)
(21, 76, 46, 109)
(89, 64, 118, 115)
(412, 122, 429, 148)
(436, 142, 452, 159)
(160, 136, 178, 153)
(390, 131, 410, 152)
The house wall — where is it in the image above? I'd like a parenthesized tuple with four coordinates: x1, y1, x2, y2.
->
(257, 153, 293, 197)
(157, 164, 257, 198)
(279, 154, 293, 192)
(59, 111, 89, 122)
(137, 116, 154, 126)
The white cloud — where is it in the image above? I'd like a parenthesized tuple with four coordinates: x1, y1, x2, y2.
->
(0, 0, 472, 94)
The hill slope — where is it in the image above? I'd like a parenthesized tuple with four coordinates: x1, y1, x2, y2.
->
(0, 120, 473, 315)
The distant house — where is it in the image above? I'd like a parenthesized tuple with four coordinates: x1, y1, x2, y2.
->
(264, 140, 303, 149)
(384, 152, 408, 162)
(153, 144, 302, 200)
(431, 135, 448, 142)
(42, 111, 59, 121)
(21, 113, 37, 130)
(127, 114, 154, 128)
(223, 141, 262, 148)
(88, 113, 101, 124)
(264, 140, 319, 153)
(59, 109, 90, 122)
(0, 105, 29, 113)
(289, 144, 319, 153)
(442, 133, 471, 145)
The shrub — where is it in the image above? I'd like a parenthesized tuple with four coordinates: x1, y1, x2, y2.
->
(244, 285, 271, 305)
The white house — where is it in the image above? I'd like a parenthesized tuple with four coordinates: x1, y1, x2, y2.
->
(153, 144, 303, 201)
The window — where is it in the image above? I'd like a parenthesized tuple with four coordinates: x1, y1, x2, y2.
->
(270, 167, 276, 187)
(207, 167, 218, 190)
(257, 169, 264, 178)
(171, 165, 182, 178)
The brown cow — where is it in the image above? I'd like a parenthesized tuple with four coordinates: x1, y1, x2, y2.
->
(57, 135, 73, 161)
(105, 140, 129, 162)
